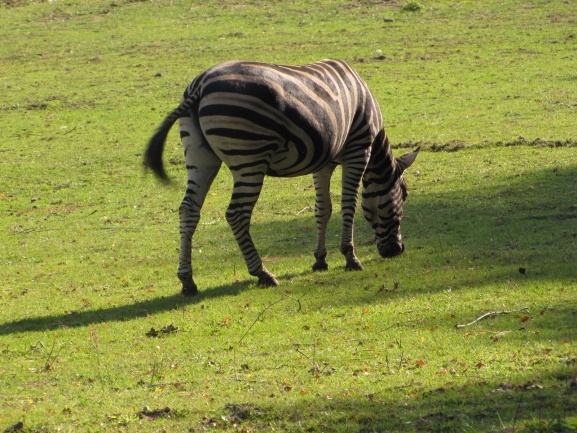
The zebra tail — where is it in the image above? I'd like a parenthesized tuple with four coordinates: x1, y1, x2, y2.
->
(143, 95, 197, 181)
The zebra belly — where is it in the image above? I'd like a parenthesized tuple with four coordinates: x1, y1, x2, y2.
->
(206, 136, 336, 178)
(266, 140, 337, 177)
(200, 119, 341, 178)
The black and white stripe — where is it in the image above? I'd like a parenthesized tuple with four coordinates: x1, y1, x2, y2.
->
(144, 59, 418, 296)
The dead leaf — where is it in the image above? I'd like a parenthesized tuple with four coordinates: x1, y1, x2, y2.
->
(224, 403, 261, 421)
(4, 421, 24, 432)
(137, 406, 171, 420)
(377, 285, 388, 293)
(146, 328, 159, 337)
(160, 324, 178, 334)
(145, 324, 179, 337)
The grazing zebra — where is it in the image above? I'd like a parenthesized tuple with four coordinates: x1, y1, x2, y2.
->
(144, 59, 418, 296)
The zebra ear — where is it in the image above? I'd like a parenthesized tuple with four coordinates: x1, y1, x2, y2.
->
(395, 147, 420, 174)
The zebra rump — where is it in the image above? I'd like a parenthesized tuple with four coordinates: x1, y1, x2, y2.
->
(145, 59, 418, 296)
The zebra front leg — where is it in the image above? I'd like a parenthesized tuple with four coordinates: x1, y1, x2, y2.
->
(339, 162, 366, 272)
(225, 173, 279, 287)
(312, 165, 336, 272)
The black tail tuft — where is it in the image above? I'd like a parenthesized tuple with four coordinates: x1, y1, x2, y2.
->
(144, 120, 175, 182)
(144, 87, 201, 182)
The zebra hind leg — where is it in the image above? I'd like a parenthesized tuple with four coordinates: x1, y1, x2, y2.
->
(178, 270, 197, 297)
(255, 268, 279, 287)
(225, 172, 279, 287)
(177, 165, 221, 296)
(342, 248, 363, 271)
(177, 197, 200, 297)
(177, 117, 222, 296)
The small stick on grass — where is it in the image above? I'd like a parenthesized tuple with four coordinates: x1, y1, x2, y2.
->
(296, 205, 313, 215)
(238, 292, 302, 344)
(455, 307, 529, 329)
(233, 292, 303, 387)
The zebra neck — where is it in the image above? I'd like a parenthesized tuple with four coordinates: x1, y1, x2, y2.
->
(364, 131, 396, 184)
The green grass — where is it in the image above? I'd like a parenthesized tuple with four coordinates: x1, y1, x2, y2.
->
(1, 0, 576, 431)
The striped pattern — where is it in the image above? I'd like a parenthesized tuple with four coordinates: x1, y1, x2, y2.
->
(144, 60, 418, 296)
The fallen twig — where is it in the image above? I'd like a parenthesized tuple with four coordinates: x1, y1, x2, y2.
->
(296, 205, 313, 215)
(455, 307, 529, 329)
(233, 292, 303, 389)
(238, 292, 302, 344)
(280, 292, 302, 312)
(238, 298, 284, 344)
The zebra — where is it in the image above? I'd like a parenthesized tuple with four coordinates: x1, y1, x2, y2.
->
(144, 59, 418, 296)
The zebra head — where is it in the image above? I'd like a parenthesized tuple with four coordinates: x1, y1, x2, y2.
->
(361, 144, 419, 259)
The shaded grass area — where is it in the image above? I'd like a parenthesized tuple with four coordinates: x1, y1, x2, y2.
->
(204, 374, 577, 432)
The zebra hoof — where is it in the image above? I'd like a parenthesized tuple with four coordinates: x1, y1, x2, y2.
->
(345, 259, 363, 271)
(181, 283, 199, 297)
(178, 272, 198, 297)
(312, 261, 328, 272)
(257, 271, 279, 287)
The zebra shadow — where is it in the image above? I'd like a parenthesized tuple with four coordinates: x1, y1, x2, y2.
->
(0, 281, 253, 337)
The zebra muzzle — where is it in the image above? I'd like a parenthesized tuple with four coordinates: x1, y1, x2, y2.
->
(378, 240, 404, 258)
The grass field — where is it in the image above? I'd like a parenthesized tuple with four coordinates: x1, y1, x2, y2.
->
(1, 0, 576, 432)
